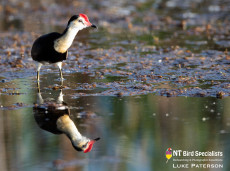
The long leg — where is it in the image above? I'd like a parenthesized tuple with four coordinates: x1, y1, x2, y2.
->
(57, 90, 63, 104)
(37, 70, 40, 81)
(56, 62, 63, 80)
(36, 88, 44, 105)
(37, 81, 40, 93)
(36, 62, 43, 81)
(59, 68, 63, 80)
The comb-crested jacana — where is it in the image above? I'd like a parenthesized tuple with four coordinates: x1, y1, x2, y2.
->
(31, 14, 97, 81)
(34, 88, 100, 153)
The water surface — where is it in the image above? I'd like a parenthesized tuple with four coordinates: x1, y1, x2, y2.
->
(0, 0, 230, 170)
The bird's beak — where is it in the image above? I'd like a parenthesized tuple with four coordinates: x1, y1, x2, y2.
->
(83, 137, 100, 153)
(86, 22, 97, 29)
(94, 137, 100, 141)
(91, 24, 97, 29)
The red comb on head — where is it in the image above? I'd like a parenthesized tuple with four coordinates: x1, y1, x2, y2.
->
(84, 140, 95, 153)
(79, 13, 90, 23)
(83, 138, 100, 153)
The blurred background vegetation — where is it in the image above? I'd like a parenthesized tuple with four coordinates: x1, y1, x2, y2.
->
(0, 0, 230, 170)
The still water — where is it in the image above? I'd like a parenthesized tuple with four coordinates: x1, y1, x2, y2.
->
(0, 0, 230, 170)
(0, 74, 230, 171)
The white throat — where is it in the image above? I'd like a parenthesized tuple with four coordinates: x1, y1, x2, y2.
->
(57, 115, 83, 141)
(54, 27, 79, 53)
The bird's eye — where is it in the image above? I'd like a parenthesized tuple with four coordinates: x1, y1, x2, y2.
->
(78, 19, 83, 23)
(82, 144, 87, 148)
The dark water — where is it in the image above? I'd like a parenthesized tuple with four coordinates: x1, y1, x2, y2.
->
(0, 75, 229, 170)
(0, 0, 230, 170)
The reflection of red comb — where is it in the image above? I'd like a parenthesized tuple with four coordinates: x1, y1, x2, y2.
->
(84, 137, 100, 153)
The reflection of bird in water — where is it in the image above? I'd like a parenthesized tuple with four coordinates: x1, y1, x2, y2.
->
(31, 14, 97, 81)
(33, 89, 100, 153)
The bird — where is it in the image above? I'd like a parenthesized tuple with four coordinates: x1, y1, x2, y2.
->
(33, 88, 100, 153)
(166, 148, 172, 163)
(31, 14, 97, 81)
